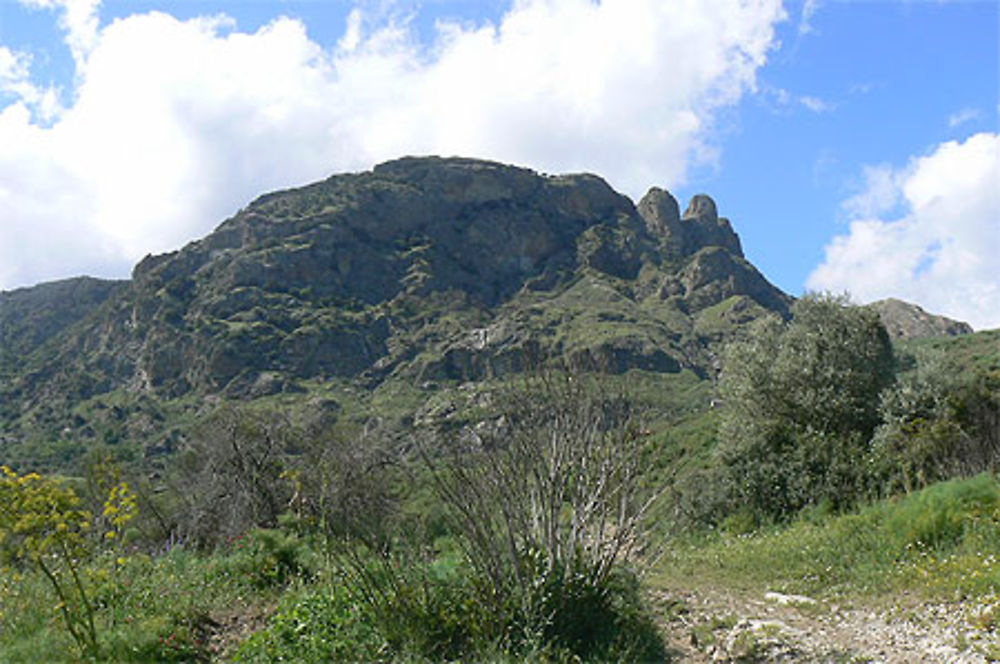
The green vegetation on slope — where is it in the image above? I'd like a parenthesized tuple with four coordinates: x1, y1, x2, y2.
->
(659, 473, 1000, 601)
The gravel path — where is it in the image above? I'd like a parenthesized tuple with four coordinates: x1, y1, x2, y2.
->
(656, 586, 1000, 662)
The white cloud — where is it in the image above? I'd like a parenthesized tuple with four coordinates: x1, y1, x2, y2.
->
(807, 132, 1000, 331)
(20, 0, 102, 65)
(0, 0, 786, 291)
(842, 164, 903, 219)
(0, 47, 63, 121)
(762, 85, 833, 114)
(948, 107, 980, 128)
(799, 0, 821, 35)
(799, 95, 832, 113)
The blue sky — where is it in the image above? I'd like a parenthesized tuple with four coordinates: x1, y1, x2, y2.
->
(1, 0, 997, 328)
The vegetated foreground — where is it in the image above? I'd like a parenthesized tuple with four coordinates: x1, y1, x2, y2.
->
(1, 158, 998, 661)
(1, 302, 996, 662)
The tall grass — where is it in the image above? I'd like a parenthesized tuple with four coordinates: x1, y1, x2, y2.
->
(0, 529, 315, 662)
(658, 474, 1000, 600)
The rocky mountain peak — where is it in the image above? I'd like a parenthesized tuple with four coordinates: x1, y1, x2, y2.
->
(3, 156, 793, 411)
(637, 190, 743, 259)
(637, 187, 683, 255)
(682, 194, 719, 223)
(868, 298, 974, 338)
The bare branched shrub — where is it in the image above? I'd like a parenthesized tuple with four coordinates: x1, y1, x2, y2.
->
(170, 406, 298, 546)
(294, 420, 404, 551)
(422, 369, 661, 601)
(319, 370, 667, 660)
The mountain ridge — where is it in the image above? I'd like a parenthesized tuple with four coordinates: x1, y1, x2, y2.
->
(0, 156, 975, 464)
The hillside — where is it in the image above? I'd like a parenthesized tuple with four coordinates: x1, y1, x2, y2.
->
(869, 297, 974, 339)
(1, 156, 793, 466)
(1, 156, 990, 474)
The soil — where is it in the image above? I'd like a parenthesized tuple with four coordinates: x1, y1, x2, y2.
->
(655, 585, 1000, 662)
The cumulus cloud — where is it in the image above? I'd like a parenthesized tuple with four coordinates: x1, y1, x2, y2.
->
(0, 47, 62, 121)
(0, 0, 786, 291)
(807, 132, 1000, 330)
(20, 0, 102, 65)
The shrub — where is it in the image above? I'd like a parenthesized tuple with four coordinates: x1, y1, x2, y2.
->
(235, 583, 385, 663)
(221, 527, 316, 589)
(0, 465, 137, 659)
(409, 369, 666, 660)
(715, 293, 895, 519)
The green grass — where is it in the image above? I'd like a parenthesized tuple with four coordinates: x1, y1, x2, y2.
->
(0, 533, 312, 662)
(655, 474, 1000, 601)
(898, 329, 1000, 376)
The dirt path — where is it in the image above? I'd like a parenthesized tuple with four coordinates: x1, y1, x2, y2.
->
(654, 585, 1000, 662)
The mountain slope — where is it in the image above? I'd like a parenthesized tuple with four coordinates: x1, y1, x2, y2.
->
(869, 298, 974, 339)
(0, 277, 125, 376)
(2, 156, 793, 462)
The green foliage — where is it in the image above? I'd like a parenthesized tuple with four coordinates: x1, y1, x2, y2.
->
(221, 527, 316, 589)
(235, 583, 385, 663)
(0, 465, 138, 660)
(715, 293, 896, 519)
(660, 474, 1000, 600)
(872, 349, 1000, 495)
(251, 543, 664, 664)
(0, 465, 101, 657)
(343, 550, 502, 660)
(885, 474, 1000, 550)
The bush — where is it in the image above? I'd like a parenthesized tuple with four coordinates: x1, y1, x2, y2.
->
(220, 527, 316, 589)
(316, 369, 668, 662)
(715, 294, 895, 520)
(235, 583, 385, 663)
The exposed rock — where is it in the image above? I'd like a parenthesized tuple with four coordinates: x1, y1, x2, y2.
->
(869, 298, 974, 338)
(764, 592, 817, 607)
(637, 187, 685, 258)
(678, 247, 791, 314)
(1, 156, 794, 452)
(681, 194, 744, 258)
(637, 190, 744, 259)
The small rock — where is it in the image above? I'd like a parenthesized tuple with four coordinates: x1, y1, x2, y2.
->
(765, 591, 818, 606)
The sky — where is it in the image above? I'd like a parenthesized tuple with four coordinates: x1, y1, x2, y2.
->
(0, 0, 997, 330)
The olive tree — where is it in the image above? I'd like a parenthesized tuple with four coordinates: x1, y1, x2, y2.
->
(873, 352, 1000, 494)
(716, 293, 896, 519)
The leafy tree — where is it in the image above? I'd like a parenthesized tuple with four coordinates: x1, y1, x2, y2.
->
(873, 353, 1000, 494)
(716, 293, 895, 519)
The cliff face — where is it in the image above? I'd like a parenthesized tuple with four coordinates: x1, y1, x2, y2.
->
(1, 156, 793, 442)
(869, 298, 973, 339)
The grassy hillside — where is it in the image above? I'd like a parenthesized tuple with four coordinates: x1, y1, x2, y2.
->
(899, 328, 1000, 376)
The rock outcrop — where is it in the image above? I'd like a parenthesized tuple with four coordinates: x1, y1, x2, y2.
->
(1, 156, 794, 441)
(637, 189, 743, 259)
(869, 298, 973, 338)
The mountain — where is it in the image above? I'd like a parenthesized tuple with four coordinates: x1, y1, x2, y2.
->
(868, 298, 974, 339)
(0, 277, 125, 375)
(0, 156, 802, 464)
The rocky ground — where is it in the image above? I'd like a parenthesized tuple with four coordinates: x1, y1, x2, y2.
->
(656, 586, 1000, 662)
